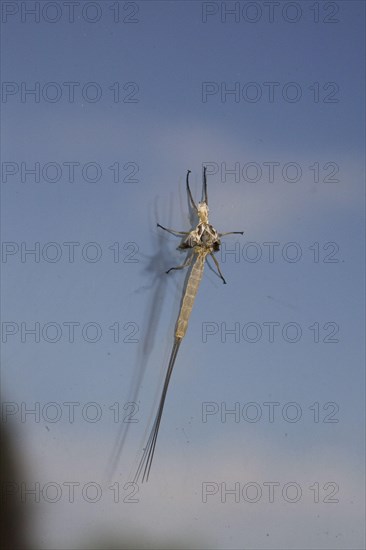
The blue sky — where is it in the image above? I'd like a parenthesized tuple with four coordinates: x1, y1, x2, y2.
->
(1, 1, 365, 549)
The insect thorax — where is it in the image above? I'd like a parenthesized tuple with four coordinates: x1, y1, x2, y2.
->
(180, 222, 221, 251)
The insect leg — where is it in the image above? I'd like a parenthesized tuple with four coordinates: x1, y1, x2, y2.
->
(218, 231, 244, 237)
(166, 254, 193, 274)
(209, 252, 227, 284)
(157, 223, 189, 236)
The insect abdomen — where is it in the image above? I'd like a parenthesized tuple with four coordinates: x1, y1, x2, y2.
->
(175, 255, 205, 340)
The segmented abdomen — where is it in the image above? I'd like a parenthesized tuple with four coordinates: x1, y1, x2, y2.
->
(175, 253, 205, 340)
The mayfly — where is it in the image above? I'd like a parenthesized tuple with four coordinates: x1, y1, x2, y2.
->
(134, 167, 243, 483)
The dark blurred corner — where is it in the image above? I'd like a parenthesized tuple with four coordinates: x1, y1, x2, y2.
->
(0, 393, 202, 550)
(1, 410, 30, 550)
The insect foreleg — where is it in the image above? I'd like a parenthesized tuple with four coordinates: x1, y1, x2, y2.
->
(157, 223, 189, 236)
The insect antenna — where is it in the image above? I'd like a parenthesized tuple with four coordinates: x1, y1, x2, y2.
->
(186, 170, 198, 212)
(203, 166, 208, 205)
